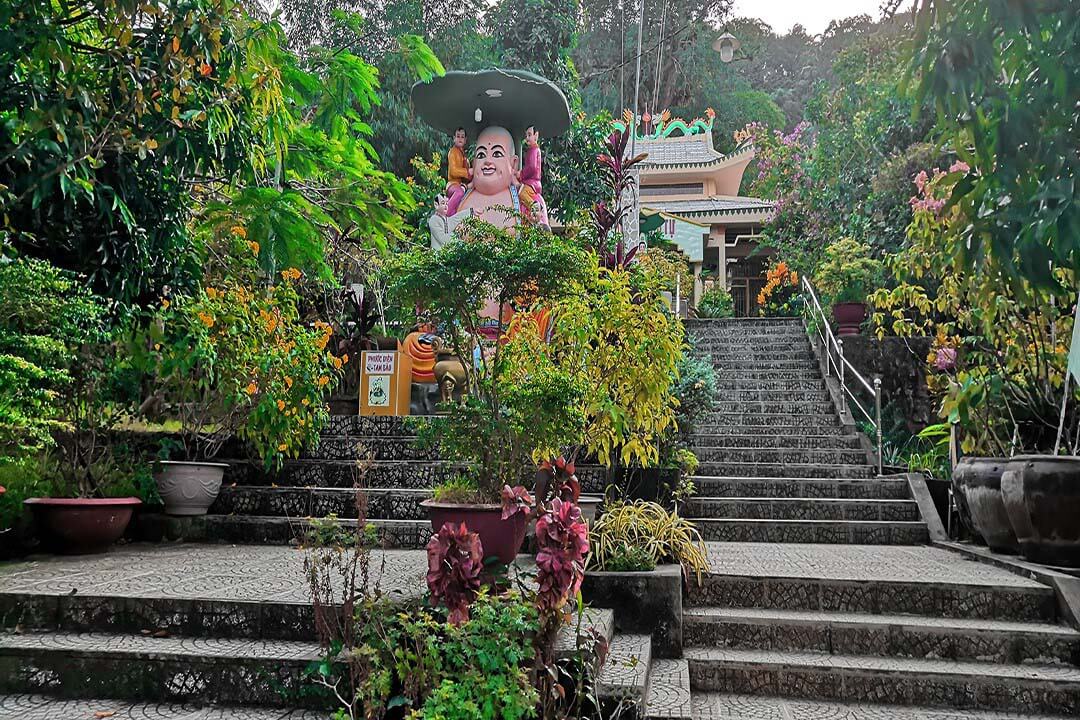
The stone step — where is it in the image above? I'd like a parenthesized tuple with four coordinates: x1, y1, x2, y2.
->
(712, 379, 826, 392)
(709, 369, 822, 381)
(703, 413, 842, 429)
(689, 476, 910, 500)
(689, 693, 1080, 720)
(707, 359, 821, 371)
(720, 389, 831, 403)
(706, 350, 815, 362)
(710, 401, 837, 415)
(693, 340, 812, 352)
(691, 518, 929, 545)
(301, 435, 436, 461)
(212, 486, 430, 520)
(223, 459, 608, 490)
(0, 695, 322, 718)
(695, 463, 874, 479)
(690, 425, 849, 439)
(683, 607, 1080, 665)
(599, 633, 652, 711)
(0, 631, 322, 708)
(693, 448, 869, 465)
(149, 514, 430, 548)
(646, 658, 693, 720)
(323, 414, 423, 436)
(685, 497, 920, 522)
(684, 647, 1080, 715)
(686, 572, 1057, 622)
(689, 433, 862, 449)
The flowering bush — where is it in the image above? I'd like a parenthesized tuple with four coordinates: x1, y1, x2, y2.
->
(756, 260, 801, 316)
(534, 499, 589, 613)
(815, 238, 883, 308)
(425, 521, 483, 625)
(144, 236, 341, 466)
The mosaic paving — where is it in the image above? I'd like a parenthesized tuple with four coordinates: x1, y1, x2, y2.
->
(646, 659, 693, 719)
(690, 693, 1078, 719)
(0, 695, 327, 720)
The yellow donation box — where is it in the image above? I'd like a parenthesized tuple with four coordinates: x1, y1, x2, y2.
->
(359, 348, 412, 416)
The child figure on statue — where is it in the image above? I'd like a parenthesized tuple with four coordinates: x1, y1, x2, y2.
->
(444, 127, 472, 216)
(515, 125, 549, 228)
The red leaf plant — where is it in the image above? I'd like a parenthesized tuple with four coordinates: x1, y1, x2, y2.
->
(425, 521, 483, 625)
(501, 484, 535, 520)
(535, 498, 590, 613)
(536, 457, 580, 504)
(591, 129, 648, 270)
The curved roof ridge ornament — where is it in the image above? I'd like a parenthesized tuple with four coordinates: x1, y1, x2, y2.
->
(411, 69, 571, 140)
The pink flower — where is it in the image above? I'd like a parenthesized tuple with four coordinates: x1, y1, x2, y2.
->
(933, 347, 957, 372)
(949, 160, 970, 174)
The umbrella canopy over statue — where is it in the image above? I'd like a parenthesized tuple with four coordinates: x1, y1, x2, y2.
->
(411, 69, 571, 141)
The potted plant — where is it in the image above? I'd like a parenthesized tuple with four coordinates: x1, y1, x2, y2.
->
(815, 237, 883, 335)
(0, 258, 145, 553)
(391, 217, 589, 565)
(138, 235, 342, 515)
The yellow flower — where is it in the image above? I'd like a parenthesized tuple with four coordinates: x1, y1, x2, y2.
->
(197, 311, 215, 328)
(161, 298, 171, 309)
(285, 376, 293, 389)
(206, 287, 218, 299)
(280, 267, 302, 281)
(298, 418, 305, 427)
(301, 397, 310, 406)
(245, 382, 257, 395)
(341, 354, 349, 364)
(318, 376, 329, 387)
(277, 399, 286, 411)
(231, 226, 247, 238)
(331, 356, 343, 370)
(277, 443, 287, 451)
(248, 241, 260, 255)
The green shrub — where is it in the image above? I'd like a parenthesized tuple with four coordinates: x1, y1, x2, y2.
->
(695, 286, 735, 318)
(815, 238, 884, 306)
(599, 541, 656, 572)
(588, 500, 709, 582)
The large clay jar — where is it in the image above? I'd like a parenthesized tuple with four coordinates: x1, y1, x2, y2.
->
(950, 470, 981, 544)
(955, 457, 1018, 553)
(832, 302, 866, 336)
(1001, 455, 1080, 568)
(155, 461, 228, 516)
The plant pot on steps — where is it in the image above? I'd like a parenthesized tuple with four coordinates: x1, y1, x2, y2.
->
(954, 456, 1018, 553)
(155, 460, 228, 516)
(1001, 455, 1080, 568)
(832, 302, 866, 336)
(421, 500, 529, 565)
(578, 495, 603, 525)
(24, 497, 141, 554)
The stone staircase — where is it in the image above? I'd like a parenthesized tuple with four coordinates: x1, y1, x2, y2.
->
(678, 318, 1080, 718)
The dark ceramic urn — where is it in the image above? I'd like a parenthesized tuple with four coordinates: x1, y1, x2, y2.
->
(1001, 455, 1080, 568)
(954, 457, 1018, 553)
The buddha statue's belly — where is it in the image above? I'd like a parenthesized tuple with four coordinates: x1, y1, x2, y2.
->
(459, 190, 516, 228)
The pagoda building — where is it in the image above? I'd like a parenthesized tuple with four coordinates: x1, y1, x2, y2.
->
(617, 110, 775, 316)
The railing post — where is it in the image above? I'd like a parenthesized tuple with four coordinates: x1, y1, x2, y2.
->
(838, 338, 846, 412)
(874, 376, 883, 476)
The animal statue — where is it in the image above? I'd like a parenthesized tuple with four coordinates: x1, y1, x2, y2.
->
(431, 336, 469, 405)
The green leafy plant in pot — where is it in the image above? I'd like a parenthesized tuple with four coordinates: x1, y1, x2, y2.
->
(135, 236, 343, 516)
(815, 237, 883, 336)
(0, 258, 146, 553)
(392, 218, 589, 565)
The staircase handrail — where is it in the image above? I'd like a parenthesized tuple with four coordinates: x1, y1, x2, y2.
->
(801, 275, 884, 475)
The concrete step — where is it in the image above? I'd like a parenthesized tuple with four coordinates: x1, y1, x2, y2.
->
(702, 414, 842, 430)
(0, 695, 322, 718)
(0, 631, 321, 708)
(646, 658, 693, 720)
(222, 459, 608, 490)
(708, 369, 822, 381)
(707, 359, 821, 371)
(706, 350, 815, 363)
(720, 389, 831, 403)
(212, 485, 430, 520)
(695, 463, 874, 479)
(300, 435, 436, 461)
(323, 414, 423, 436)
(144, 514, 431, 548)
(710, 401, 837, 415)
(685, 319, 803, 334)
(693, 447, 869, 465)
(684, 647, 1080, 715)
(712, 379, 826, 392)
(683, 607, 1080, 665)
(599, 633, 652, 712)
(689, 433, 862, 449)
(686, 570, 1057, 622)
(689, 693, 1080, 720)
(690, 424, 849, 438)
(689, 476, 910, 500)
(691, 518, 929, 545)
(685, 497, 920, 522)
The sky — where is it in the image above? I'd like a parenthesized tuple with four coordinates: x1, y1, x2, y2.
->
(731, 0, 889, 35)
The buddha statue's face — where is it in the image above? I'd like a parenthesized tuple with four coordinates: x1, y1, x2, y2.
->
(472, 126, 518, 196)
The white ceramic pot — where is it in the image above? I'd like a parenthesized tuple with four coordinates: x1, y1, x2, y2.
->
(578, 495, 603, 525)
(155, 461, 228, 516)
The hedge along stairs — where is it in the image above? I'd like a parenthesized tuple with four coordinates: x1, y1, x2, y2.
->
(678, 317, 1080, 718)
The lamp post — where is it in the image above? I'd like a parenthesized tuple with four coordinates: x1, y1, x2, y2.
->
(711, 32, 741, 63)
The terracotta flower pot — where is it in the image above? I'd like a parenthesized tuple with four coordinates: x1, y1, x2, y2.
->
(1001, 455, 1080, 568)
(155, 460, 228, 516)
(832, 302, 866, 336)
(24, 497, 141, 554)
(954, 456, 1018, 553)
(421, 500, 528, 565)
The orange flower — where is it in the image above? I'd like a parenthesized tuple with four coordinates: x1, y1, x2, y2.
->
(301, 397, 310, 406)
(277, 443, 287, 451)
(790, 271, 799, 287)
(231, 226, 247, 238)
(276, 399, 286, 411)
(245, 382, 257, 395)
(161, 298, 171, 309)
(341, 354, 349, 364)
(248, 241, 260, 255)
(285, 376, 293, 389)
(317, 376, 329, 387)
(331, 356, 343, 370)
(280, 267, 302, 281)
(206, 287, 218, 299)
(197, 311, 215, 328)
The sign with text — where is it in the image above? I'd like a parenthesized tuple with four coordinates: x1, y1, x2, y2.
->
(364, 352, 396, 375)
(359, 347, 411, 417)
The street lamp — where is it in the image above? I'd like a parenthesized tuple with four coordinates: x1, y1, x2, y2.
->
(712, 32, 741, 63)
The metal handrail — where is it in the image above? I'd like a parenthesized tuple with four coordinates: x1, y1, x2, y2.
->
(801, 275, 884, 475)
